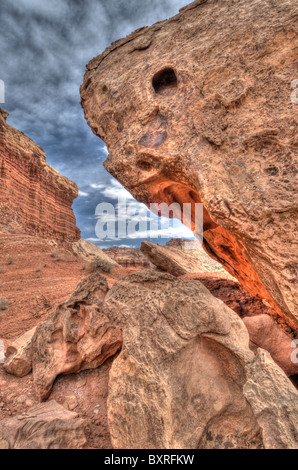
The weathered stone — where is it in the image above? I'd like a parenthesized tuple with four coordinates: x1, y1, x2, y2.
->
(5, 326, 36, 358)
(0, 438, 9, 449)
(243, 315, 298, 377)
(72, 239, 119, 267)
(105, 246, 151, 268)
(0, 339, 6, 364)
(0, 400, 87, 449)
(102, 270, 298, 449)
(181, 273, 295, 336)
(4, 339, 33, 378)
(4, 327, 37, 377)
(243, 349, 298, 449)
(141, 240, 206, 276)
(81, 0, 298, 333)
(32, 272, 122, 401)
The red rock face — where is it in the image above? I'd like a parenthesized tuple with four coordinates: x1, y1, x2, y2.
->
(81, 0, 298, 333)
(0, 108, 80, 242)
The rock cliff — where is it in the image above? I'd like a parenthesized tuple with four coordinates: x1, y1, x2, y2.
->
(0, 108, 80, 242)
(81, 0, 298, 332)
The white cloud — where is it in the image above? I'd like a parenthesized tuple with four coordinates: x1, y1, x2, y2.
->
(79, 190, 89, 197)
(90, 183, 106, 190)
(100, 179, 135, 200)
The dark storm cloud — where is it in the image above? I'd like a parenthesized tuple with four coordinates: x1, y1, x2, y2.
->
(0, 0, 190, 244)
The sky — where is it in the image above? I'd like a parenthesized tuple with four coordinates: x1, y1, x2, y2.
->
(0, 0, 197, 248)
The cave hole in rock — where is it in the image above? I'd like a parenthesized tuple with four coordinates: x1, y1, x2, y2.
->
(152, 68, 178, 95)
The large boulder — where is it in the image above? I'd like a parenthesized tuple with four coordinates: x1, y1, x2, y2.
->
(141, 240, 206, 276)
(105, 246, 151, 268)
(0, 400, 87, 449)
(102, 271, 298, 449)
(72, 239, 119, 268)
(81, 0, 298, 333)
(32, 272, 122, 401)
(4, 326, 37, 377)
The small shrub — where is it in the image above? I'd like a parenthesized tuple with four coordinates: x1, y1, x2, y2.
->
(89, 257, 114, 274)
(0, 298, 9, 311)
(51, 249, 65, 262)
(214, 265, 225, 271)
(0, 266, 6, 274)
(7, 256, 14, 265)
(36, 264, 44, 276)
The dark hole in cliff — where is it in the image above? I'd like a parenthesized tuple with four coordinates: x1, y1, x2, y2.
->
(137, 160, 154, 171)
(152, 68, 177, 95)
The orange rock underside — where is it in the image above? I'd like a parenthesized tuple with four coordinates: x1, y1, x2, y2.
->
(139, 177, 293, 332)
(0, 109, 80, 242)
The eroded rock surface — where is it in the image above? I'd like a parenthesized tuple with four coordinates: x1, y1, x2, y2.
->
(0, 400, 87, 449)
(141, 240, 207, 276)
(32, 272, 122, 401)
(243, 314, 298, 377)
(102, 271, 298, 449)
(81, 0, 298, 332)
(181, 273, 295, 335)
(72, 239, 119, 268)
(0, 108, 80, 241)
(4, 326, 37, 377)
(105, 246, 151, 268)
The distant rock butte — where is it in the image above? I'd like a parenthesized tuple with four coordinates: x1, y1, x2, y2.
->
(81, 0, 298, 332)
(0, 108, 80, 242)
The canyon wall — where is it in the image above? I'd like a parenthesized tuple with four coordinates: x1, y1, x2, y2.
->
(81, 0, 298, 331)
(0, 108, 80, 242)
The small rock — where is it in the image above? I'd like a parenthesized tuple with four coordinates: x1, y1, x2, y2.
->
(16, 394, 28, 405)
(0, 438, 9, 449)
(66, 395, 78, 411)
(0, 400, 87, 449)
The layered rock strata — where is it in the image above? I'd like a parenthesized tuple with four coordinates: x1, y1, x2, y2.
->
(0, 108, 80, 241)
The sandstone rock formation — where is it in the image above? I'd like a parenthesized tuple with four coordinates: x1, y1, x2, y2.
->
(32, 272, 122, 401)
(105, 246, 151, 268)
(72, 238, 119, 268)
(181, 273, 294, 334)
(181, 273, 279, 317)
(5, 326, 37, 358)
(0, 108, 80, 241)
(81, 0, 298, 333)
(103, 271, 298, 449)
(243, 314, 298, 377)
(141, 240, 214, 276)
(4, 326, 36, 377)
(0, 400, 87, 449)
